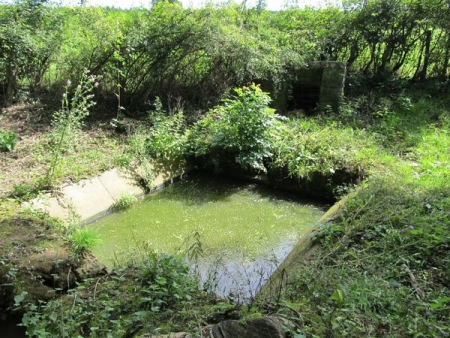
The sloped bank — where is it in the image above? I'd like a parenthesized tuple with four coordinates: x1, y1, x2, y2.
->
(26, 160, 190, 223)
(259, 196, 348, 300)
(0, 212, 108, 336)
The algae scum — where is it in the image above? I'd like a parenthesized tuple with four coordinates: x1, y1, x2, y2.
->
(92, 173, 324, 298)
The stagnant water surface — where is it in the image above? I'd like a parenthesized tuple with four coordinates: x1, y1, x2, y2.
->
(91, 172, 324, 299)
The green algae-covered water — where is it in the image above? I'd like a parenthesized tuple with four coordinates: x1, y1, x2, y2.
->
(91, 172, 324, 298)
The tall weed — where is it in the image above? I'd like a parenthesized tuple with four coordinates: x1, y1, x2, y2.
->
(45, 71, 101, 186)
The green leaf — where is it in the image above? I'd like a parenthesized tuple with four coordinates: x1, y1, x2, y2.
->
(330, 289, 345, 302)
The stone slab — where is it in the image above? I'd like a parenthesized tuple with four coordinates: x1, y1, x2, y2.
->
(61, 177, 116, 222)
(27, 193, 70, 221)
(26, 164, 187, 224)
(98, 168, 145, 200)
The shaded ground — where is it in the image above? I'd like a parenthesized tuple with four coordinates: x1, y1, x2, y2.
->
(0, 204, 64, 312)
(0, 201, 108, 317)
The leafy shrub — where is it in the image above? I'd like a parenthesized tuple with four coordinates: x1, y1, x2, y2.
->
(0, 130, 18, 152)
(189, 84, 285, 172)
(21, 253, 208, 337)
(139, 252, 197, 313)
(146, 97, 189, 160)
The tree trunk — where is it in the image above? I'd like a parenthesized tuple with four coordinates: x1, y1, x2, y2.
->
(439, 35, 450, 81)
(379, 42, 393, 74)
(4, 51, 17, 107)
(418, 29, 432, 81)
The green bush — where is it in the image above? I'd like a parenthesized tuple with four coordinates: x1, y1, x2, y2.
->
(146, 97, 189, 160)
(139, 252, 197, 313)
(189, 84, 285, 172)
(21, 253, 209, 337)
(0, 130, 18, 152)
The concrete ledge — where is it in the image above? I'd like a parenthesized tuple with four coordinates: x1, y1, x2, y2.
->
(258, 196, 348, 300)
(26, 163, 189, 223)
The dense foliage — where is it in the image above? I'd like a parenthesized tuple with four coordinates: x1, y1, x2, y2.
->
(273, 95, 450, 336)
(2, 0, 449, 109)
(188, 84, 285, 172)
(21, 253, 233, 337)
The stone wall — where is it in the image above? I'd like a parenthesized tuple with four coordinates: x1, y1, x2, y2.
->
(270, 61, 346, 113)
(316, 61, 347, 111)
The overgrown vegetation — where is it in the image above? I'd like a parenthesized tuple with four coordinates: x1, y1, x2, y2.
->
(46, 71, 101, 187)
(188, 84, 285, 172)
(110, 193, 137, 211)
(1, 0, 449, 337)
(21, 252, 235, 337)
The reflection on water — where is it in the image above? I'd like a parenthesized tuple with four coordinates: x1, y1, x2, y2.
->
(91, 172, 324, 300)
(192, 237, 298, 300)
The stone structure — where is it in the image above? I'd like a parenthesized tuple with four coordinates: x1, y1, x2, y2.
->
(145, 316, 287, 338)
(201, 316, 286, 338)
(271, 61, 346, 113)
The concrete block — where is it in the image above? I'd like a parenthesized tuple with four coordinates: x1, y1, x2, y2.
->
(61, 177, 115, 221)
(98, 168, 145, 200)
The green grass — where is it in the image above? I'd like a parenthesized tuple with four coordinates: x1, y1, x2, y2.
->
(265, 91, 450, 337)
(67, 228, 103, 257)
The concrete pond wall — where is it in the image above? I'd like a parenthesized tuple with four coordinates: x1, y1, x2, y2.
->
(27, 162, 190, 223)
